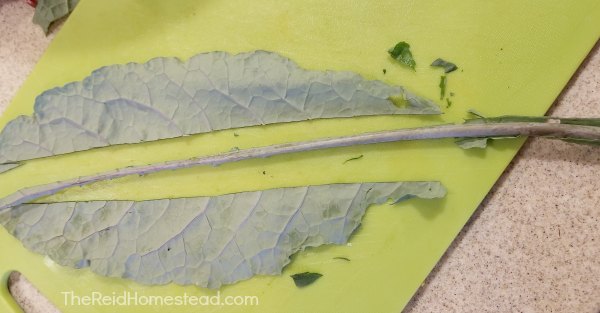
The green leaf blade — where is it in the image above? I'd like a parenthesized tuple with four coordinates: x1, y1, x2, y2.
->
(0, 51, 439, 169)
(0, 182, 445, 289)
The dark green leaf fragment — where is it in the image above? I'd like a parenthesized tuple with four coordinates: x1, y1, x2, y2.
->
(466, 109, 486, 119)
(343, 154, 364, 164)
(333, 257, 351, 261)
(388, 42, 416, 70)
(439, 76, 447, 100)
(431, 58, 458, 73)
(383, 69, 387, 74)
(446, 98, 452, 108)
(291, 272, 323, 287)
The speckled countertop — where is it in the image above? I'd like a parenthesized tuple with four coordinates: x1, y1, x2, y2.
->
(1, 2, 599, 312)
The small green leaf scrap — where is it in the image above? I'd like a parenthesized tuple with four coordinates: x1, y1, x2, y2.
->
(431, 58, 458, 73)
(333, 257, 351, 261)
(466, 109, 486, 119)
(291, 272, 323, 287)
(455, 137, 489, 149)
(343, 154, 364, 164)
(431, 58, 458, 103)
(388, 42, 416, 70)
(446, 98, 452, 108)
(439, 76, 447, 100)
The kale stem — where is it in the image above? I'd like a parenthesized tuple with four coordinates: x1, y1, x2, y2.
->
(1, 121, 599, 211)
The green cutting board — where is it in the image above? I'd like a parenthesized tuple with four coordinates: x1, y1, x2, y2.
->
(1, 0, 598, 312)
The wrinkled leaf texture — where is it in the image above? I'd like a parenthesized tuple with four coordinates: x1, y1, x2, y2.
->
(0, 51, 440, 173)
(0, 182, 446, 289)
